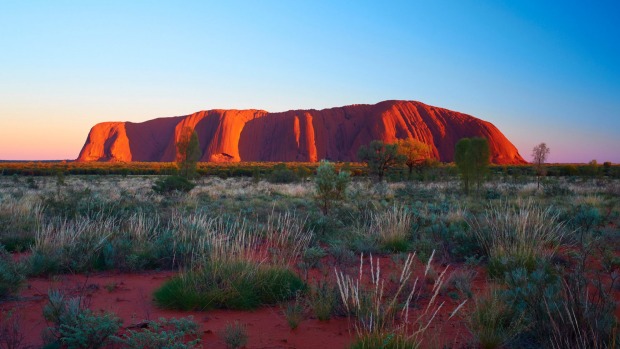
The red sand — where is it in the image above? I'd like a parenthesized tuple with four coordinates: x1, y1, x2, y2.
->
(2, 256, 480, 348)
(4, 253, 614, 348)
(4, 271, 353, 348)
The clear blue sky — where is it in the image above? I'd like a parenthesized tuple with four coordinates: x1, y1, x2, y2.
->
(1, 0, 618, 162)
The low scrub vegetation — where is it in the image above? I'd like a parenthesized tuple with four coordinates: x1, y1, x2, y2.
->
(155, 262, 304, 310)
(112, 317, 202, 349)
(0, 245, 24, 298)
(155, 212, 309, 310)
(468, 199, 565, 278)
(221, 321, 248, 349)
(336, 252, 466, 348)
(42, 290, 122, 349)
(0, 164, 618, 348)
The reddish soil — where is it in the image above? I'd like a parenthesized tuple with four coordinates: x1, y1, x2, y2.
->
(3, 271, 352, 348)
(0, 250, 620, 348)
(1, 255, 483, 348)
(3, 252, 614, 348)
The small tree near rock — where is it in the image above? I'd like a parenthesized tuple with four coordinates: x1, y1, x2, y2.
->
(532, 142, 550, 189)
(455, 137, 490, 195)
(395, 138, 433, 179)
(357, 140, 406, 182)
(315, 160, 350, 215)
(176, 127, 202, 179)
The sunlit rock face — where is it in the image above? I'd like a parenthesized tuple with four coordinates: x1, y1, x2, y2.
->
(77, 100, 525, 164)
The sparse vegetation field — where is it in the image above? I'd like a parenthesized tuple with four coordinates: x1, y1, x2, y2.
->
(0, 163, 619, 348)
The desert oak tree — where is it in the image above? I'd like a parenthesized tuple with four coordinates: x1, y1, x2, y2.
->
(357, 140, 406, 182)
(395, 138, 433, 177)
(176, 127, 202, 179)
(455, 137, 490, 194)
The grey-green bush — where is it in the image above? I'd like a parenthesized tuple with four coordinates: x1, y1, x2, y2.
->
(112, 317, 201, 349)
(315, 160, 350, 215)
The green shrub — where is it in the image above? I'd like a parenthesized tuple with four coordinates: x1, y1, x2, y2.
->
(309, 282, 337, 321)
(267, 164, 299, 184)
(112, 317, 201, 349)
(443, 268, 476, 299)
(302, 246, 326, 269)
(57, 311, 121, 349)
(487, 254, 540, 280)
(543, 181, 573, 197)
(41, 188, 92, 218)
(152, 175, 195, 194)
(485, 187, 501, 200)
(257, 266, 306, 304)
(314, 160, 350, 215)
(381, 238, 409, 253)
(409, 236, 436, 263)
(357, 140, 406, 182)
(30, 216, 116, 274)
(28, 247, 66, 276)
(394, 183, 435, 201)
(26, 177, 38, 189)
(365, 204, 413, 253)
(282, 293, 304, 329)
(455, 137, 490, 195)
(501, 265, 560, 345)
(43, 290, 121, 349)
(154, 262, 304, 310)
(467, 290, 525, 349)
(0, 236, 35, 253)
(0, 246, 24, 298)
(497, 256, 618, 348)
(309, 212, 348, 242)
(440, 222, 483, 263)
(0, 196, 42, 247)
(221, 321, 248, 349)
(468, 200, 565, 278)
(565, 203, 602, 234)
(328, 242, 357, 266)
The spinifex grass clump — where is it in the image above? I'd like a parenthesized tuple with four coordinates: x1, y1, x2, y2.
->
(355, 203, 414, 253)
(0, 196, 43, 251)
(335, 252, 466, 348)
(369, 204, 413, 252)
(467, 289, 525, 349)
(155, 213, 310, 310)
(155, 261, 304, 310)
(282, 292, 304, 329)
(468, 199, 565, 278)
(309, 282, 338, 321)
(221, 321, 248, 349)
(31, 215, 117, 274)
(30, 209, 179, 274)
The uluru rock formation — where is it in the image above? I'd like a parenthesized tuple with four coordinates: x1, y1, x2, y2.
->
(77, 100, 525, 164)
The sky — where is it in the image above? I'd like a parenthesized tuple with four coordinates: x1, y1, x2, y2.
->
(1, 1, 619, 163)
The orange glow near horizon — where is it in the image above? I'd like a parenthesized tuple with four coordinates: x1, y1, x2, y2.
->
(0, 106, 617, 164)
